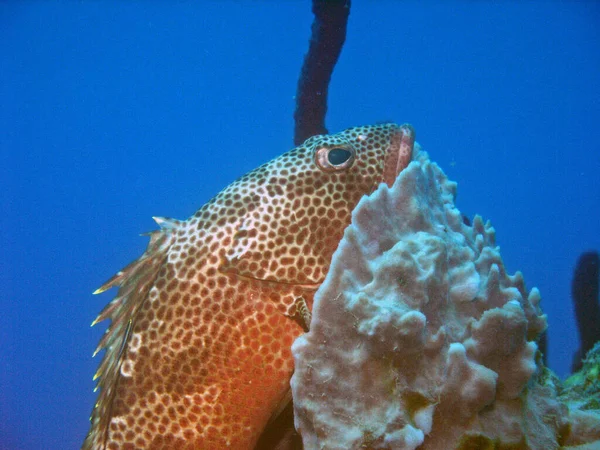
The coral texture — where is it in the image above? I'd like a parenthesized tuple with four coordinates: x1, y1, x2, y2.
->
(291, 148, 600, 449)
(560, 341, 600, 447)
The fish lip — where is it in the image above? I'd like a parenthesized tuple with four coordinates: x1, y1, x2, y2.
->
(382, 123, 416, 188)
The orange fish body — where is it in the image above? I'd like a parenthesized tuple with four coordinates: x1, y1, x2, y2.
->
(85, 123, 415, 449)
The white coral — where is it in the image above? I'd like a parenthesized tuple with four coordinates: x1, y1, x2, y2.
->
(291, 148, 598, 449)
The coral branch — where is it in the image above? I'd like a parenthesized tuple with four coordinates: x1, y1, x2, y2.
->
(571, 251, 600, 372)
(293, 0, 351, 145)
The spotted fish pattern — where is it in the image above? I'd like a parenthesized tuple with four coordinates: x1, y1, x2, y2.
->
(84, 123, 415, 449)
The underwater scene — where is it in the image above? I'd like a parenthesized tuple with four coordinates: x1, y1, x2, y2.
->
(2, 2, 599, 449)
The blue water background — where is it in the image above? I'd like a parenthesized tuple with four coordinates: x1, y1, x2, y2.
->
(2, 2, 599, 449)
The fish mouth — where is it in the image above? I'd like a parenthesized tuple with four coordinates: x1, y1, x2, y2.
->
(382, 123, 415, 188)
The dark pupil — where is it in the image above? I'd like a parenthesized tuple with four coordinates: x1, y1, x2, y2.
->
(327, 148, 351, 165)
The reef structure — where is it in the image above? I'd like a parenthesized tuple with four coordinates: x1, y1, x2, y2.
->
(571, 251, 600, 372)
(294, 0, 351, 145)
(290, 147, 600, 449)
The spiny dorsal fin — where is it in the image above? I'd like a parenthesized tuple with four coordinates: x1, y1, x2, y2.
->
(83, 220, 177, 450)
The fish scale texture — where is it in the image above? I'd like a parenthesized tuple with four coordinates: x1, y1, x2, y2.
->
(85, 123, 414, 449)
(291, 149, 600, 449)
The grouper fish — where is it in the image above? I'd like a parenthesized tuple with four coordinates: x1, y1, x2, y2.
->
(84, 123, 415, 449)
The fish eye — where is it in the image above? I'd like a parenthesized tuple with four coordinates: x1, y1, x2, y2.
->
(315, 145, 355, 171)
(327, 148, 352, 165)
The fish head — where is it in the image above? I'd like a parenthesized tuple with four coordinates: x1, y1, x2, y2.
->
(219, 122, 415, 286)
(86, 122, 415, 450)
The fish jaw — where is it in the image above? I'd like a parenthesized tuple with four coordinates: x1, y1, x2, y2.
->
(382, 123, 415, 187)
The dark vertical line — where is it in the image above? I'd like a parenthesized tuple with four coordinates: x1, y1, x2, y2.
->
(571, 251, 600, 372)
(294, 0, 351, 145)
